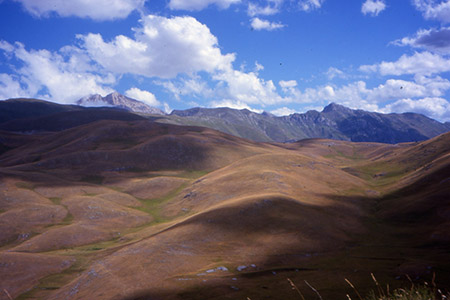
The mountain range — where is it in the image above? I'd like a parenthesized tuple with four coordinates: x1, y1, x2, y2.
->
(1, 94, 449, 144)
(164, 103, 450, 143)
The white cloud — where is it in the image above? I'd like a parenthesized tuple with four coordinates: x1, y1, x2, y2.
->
(13, 0, 144, 20)
(255, 61, 264, 72)
(0, 74, 31, 99)
(274, 75, 450, 114)
(213, 69, 283, 105)
(210, 99, 262, 112)
(325, 67, 346, 80)
(361, 0, 386, 16)
(393, 27, 450, 54)
(330, 77, 450, 104)
(0, 41, 114, 103)
(298, 0, 324, 11)
(413, 0, 450, 23)
(168, 0, 240, 11)
(79, 15, 235, 78)
(247, 0, 282, 16)
(163, 102, 172, 114)
(366, 77, 450, 102)
(155, 76, 214, 100)
(360, 51, 450, 76)
(383, 97, 450, 122)
(250, 17, 285, 31)
(279, 80, 298, 88)
(271, 106, 297, 116)
(124, 87, 160, 106)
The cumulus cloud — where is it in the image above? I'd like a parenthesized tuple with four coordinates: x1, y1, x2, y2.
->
(79, 15, 235, 78)
(271, 106, 297, 116)
(158, 68, 286, 108)
(361, 0, 386, 16)
(155, 76, 214, 100)
(0, 41, 114, 103)
(298, 0, 324, 11)
(0, 74, 31, 99)
(393, 27, 450, 54)
(366, 76, 450, 102)
(413, 0, 450, 23)
(250, 17, 285, 31)
(334, 77, 449, 104)
(168, 0, 240, 11)
(383, 97, 450, 121)
(273, 74, 450, 113)
(360, 51, 450, 76)
(13, 0, 144, 20)
(125, 87, 160, 106)
(213, 69, 283, 105)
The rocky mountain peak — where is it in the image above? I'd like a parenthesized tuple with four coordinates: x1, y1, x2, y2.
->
(77, 92, 165, 115)
(322, 102, 353, 114)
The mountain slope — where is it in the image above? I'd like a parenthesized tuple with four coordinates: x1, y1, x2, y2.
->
(0, 108, 146, 133)
(77, 92, 165, 115)
(166, 103, 450, 143)
(0, 98, 80, 124)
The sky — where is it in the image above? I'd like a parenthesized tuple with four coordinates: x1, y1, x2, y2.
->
(1, 0, 450, 122)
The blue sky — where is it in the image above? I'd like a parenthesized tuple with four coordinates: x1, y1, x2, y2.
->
(1, 0, 450, 122)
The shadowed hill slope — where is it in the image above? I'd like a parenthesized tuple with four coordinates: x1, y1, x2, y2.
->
(0, 98, 81, 124)
(0, 120, 273, 174)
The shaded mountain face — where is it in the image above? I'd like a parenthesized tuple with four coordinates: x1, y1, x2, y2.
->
(0, 98, 146, 133)
(0, 98, 81, 124)
(77, 92, 165, 115)
(168, 103, 450, 143)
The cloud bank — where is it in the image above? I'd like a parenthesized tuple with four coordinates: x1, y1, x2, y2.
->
(13, 0, 144, 20)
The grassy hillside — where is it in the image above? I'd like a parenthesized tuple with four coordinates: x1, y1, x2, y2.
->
(0, 121, 448, 300)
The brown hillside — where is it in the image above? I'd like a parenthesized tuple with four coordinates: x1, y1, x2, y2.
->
(0, 121, 448, 300)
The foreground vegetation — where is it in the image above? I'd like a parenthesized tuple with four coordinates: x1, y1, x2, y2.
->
(283, 275, 449, 300)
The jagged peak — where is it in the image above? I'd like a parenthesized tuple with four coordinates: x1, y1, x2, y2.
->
(261, 111, 275, 117)
(76, 92, 165, 115)
(322, 102, 352, 113)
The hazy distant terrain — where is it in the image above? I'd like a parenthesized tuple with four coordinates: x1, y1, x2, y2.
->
(0, 99, 449, 300)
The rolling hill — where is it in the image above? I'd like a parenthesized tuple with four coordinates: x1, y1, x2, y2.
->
(0, 113, 448, 299)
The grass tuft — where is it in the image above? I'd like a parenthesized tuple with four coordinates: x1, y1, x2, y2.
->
(284, 275, 449, 300)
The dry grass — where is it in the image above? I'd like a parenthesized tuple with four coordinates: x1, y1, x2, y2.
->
(285, 275, 449, 300)
(0, 123, 449, 300)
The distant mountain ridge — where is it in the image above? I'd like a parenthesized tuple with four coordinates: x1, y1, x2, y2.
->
(0, 96, 449, 143)
(167, 103, 450, 143)
(77, 92, 165, 115)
